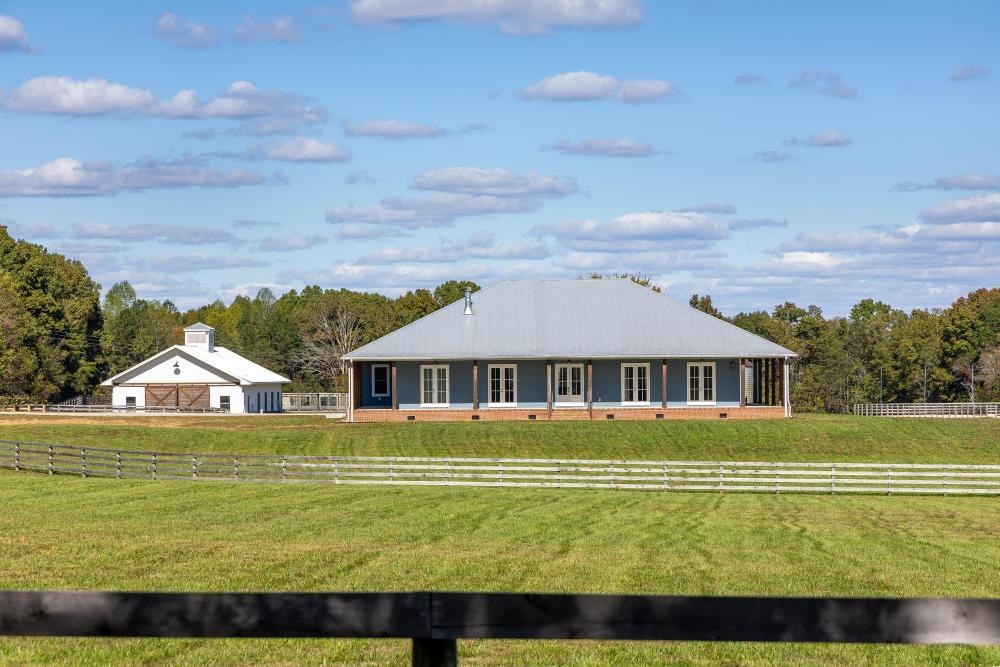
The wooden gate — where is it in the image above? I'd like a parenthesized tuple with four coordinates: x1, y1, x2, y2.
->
(144, 386, 178, 407)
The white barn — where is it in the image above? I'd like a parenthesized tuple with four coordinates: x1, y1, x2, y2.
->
(101, 323, 289, 413)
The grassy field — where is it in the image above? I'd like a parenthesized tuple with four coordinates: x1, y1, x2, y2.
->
(0, 414, 998, 664)
(1, 412, 999, 462)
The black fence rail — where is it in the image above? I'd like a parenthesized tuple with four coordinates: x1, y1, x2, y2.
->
(0, 591, 997, 665)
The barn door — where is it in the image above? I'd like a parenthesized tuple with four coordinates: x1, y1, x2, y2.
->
(145, 386, 178, 407)
(178, 386, 210, 409)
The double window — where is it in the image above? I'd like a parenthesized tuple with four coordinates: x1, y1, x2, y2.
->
(420, 365, 450, 407)
(688, 362, 716, 404)
(621, 363, 650, 405)
(488, 364, 517, 406)
(372, 364, 390, 397)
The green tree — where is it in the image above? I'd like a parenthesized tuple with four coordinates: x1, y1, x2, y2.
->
(433, 280, 480, 307)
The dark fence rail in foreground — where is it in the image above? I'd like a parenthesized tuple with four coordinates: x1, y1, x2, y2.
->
(854, 403, 1000, 418)
(0, 591, 997, 665)
(0, 405, 227, 414)
(4, 440, 1000, 496)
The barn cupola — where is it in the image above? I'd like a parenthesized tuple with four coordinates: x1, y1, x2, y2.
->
(183, 322, 215, 352)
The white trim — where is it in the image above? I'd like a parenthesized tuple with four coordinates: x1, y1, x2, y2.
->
(620, 362, 651, 406)
(371, 363, 390, 397)
(554, 363, 584, 404)
(687, 361, 717, 405)
(487, 364, 518, 407)
(420, 364, 450, 407)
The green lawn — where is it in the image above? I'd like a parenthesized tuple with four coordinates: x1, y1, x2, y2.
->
(1, 412, 999, 462)
(0, 414, 998, 664)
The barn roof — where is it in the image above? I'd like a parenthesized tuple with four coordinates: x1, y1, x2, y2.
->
(344, 279, 796, 361)
(101, 345, 289, 386)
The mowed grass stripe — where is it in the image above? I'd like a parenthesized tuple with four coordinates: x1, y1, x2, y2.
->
(0, 473, 998, 665)
(1, 413, 998, 462)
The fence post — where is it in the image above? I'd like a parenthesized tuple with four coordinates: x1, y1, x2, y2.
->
(281, 457, 287, 481)
(13, 442, 20, 472)
(663, 463, 670, 491)
(775, 462, 781, 494)
(81, 449, 87, 478)
(151, 454, 157, 480)
(411, 638, 457, 667)
(831, 464, 836, 495)
(498, 460, 503, 485)
(192, 455, 198, 480)
(234, 457, 240, 480)
(334, 461, 339, 484)
(718, 463, 724, 492)
(115, 452, 122, 479)
(48, 446, 54, 475)
(888, 465, 893, 496)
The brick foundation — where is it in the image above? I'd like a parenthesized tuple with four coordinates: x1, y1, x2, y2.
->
(352, 405, 786, 422)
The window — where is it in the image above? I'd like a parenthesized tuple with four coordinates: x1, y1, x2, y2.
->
(219, 396, 230, 412)
(554, 363, 584, 404)
(372, 364, 390, 397)
(420, 365, 449, 407)
(621, 363, 650, 405)
(488, 364, 517, 406)
(125, 396, 136, 411)
(687, 362, 716, 404)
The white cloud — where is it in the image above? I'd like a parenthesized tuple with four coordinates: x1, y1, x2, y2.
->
(0, 157, 269, 197)
(411, 166, 577, 197)
(895, 172, 999, 192)
(357, 233, 551, 264)
(805, 129, 852, 147)
(343, 119, 447, 139)
(334, 223, 403, 240)
(521, 71, 682, 103)
(262, 137, 349, 162)
(155, 12, 219, 49)
(234, 16, 302, 43)
(147, 255, 268, 271)
(258, 234, 327, 252)
(951, 65, 988, 82)
(545, 212, 729, 249)
(344, 170, 378, 185)
(772, 251, 843, 270)
(679, 203, 736, 215)
(920, 193, 1000, 224)
(0, 14, 32, 53)
(752, 150, 796, 163)
(349, 0, 643, 35)
(734, 73, 769, 85)
(232, 219, 281, 229)
(728, 218, 788, 231)
(73, 223, 240, 245)
(3, 77, 327, 133)
(547, 138, 657, 158)
(2, 220, 63, 239)
(618, 79, 683, 103)
(789, 69, 857, 99)
(3, 77, 156, 115)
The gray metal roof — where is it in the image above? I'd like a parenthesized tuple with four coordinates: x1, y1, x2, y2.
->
(344, 279, 796, 361)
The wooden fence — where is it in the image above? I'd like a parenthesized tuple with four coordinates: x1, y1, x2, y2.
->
(854, 403, 1000, 417)
(0, 591, 997, 665)
(4, 441, 999, 495)
(0, 404, 227, 414)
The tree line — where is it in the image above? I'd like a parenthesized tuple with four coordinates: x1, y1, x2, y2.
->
(1, 226, 998, 409)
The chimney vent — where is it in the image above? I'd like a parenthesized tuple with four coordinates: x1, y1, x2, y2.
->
(463, 287, 473, 315)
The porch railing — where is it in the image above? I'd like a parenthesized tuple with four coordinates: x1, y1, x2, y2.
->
(854, 403, 999, 417)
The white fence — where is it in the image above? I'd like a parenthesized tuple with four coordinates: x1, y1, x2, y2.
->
(0, 405, 226, 414)
(4, 441, 999, 495)
(281, 393, 348, 413)
(854, 403, 999, 418)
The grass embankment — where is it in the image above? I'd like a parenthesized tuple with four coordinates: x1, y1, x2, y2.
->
(0, 474, 998, 665)
(1, 412, 999, 462)
(0, 414, 998, 664)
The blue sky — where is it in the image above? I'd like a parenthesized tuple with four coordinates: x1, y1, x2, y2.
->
(1, 0, 997, 315)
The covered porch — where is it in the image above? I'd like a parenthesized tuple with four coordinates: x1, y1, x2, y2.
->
(348, 357, 791, 422)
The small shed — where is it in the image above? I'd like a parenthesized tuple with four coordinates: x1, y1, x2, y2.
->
(101, 323, 289, 413)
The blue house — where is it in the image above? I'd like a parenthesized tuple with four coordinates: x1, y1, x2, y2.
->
(343, 279, 795, 422)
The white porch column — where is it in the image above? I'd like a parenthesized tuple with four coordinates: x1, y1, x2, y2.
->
(783, 359, 791, 417)
(347, 364, 354, 423)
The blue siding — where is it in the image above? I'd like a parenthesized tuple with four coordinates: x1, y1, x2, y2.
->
(380, 357, 742, 410)
(360, 362, 392, 408)
(666, 358, 740, 407)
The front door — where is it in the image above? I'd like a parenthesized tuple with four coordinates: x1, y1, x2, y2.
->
(554, 364, 584, 404)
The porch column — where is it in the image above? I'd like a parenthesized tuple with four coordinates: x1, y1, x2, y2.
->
(390, 362, 398, 410)
(352, 361, 363, 411)
(347, 363, 354, 422)
(783, 359, 791, 417)
(661, 360, 668, 408)
(738, 357, 744, 407)
(764, 359, 771, 405)
(586, 360, 593, 420)
(546, 361, 552, 412)
(472, 361, 479, 411)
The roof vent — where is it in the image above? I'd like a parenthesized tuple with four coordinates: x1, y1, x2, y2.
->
(463, 287, 473, 316)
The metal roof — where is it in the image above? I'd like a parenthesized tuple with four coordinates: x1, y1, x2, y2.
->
(344, 279, 796, 360)
(101, 345, 290, 386)
(183, 322, 214, 331)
